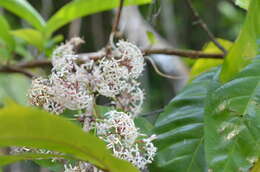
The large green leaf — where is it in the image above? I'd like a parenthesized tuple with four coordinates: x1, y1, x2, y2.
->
(0, 103, 139, 172)
(0, 15, 15, 59)
(220, 0, 260, 82)
(45, 0, 151, 37)
(0, 0, 45, 31)
(11, 29, 44, 51)
(150, 69, 217, 172)
(204, 56, 260, 171)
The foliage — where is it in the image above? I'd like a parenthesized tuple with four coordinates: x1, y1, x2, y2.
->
(220, 0, 260, 83)
(1, 0, 260, 171)
(151, 69, 216, 172)
(204, 55, 260, 172)
(0, 15, 15, 59)
(45, 0, 151, 37)
(0, 0, 151, 59)
(0, 103, 139, 172)
(150, 0, 260, 171)
(0, 74, 30, 105)
(190, 39, 232, 80)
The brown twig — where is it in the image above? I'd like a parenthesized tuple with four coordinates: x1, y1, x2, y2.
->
(186, 0, 227, 55)
(0, 66, 35, 78)
(15, 59, 52, 68)
(143, 48, 224, 59)
(111, 0, 125, 34)
(141, 108, 164, 117)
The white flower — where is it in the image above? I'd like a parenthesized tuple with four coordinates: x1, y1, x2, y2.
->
(51, 54, 78, 80)
(92, 110, 157, 169)
(116, 40, 144, 79)
(28, 77, 65, 114)
(114, 81, 144, 117)
(50, 77, 93, 111)
(93, 58, 129, 97)
(95, 111, 138, 144)
(52, 37, 84, 66)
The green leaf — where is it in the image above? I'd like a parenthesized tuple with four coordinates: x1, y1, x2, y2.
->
(146, 31, 157, 45)
(0, 15, 15, 58)
(0, 74, 30, 105)
(134, 117, 154, 135)
(0, 154, 67, 167)
(150, 69, 217, 172)
(0, 103, 139, 172)
(0, 0, 45, 31)
(236, 0, 250, 10)
(204, 56, 260, 171)
(190, 39, 233, 80)
(45, 0, 151, 37)
(11, 29, 44, 51)
(220, 0, 260, 83)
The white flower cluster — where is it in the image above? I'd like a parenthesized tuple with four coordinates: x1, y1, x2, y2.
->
(28, 38, 93, 114)
(26, 38, 156, 171)
(92, 111, 157, 170)
(116, 40, 144, 79)
(28, 77, 65, 114)
(28, 38, 144, 115)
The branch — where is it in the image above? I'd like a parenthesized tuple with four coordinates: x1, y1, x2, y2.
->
(0, 48, 224, 70)
(15, 59, 52, 68)
(186, 0, 227, 55)
(0, 66, 35, 78)
(143, 48, 224, 59)
(111, 0, 124, 34)
(140, 108, 164, 117)
(0, 48, 224, 77)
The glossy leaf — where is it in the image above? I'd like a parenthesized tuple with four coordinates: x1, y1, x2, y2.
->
(0, 103, 139, 172)
(0, 0, 45, 31)
(45, 0, 151, 36)
(204, 56, 260, 171)
(150, 69, 217, 172)
(190, 39, 232, 80)
(0, 15, 15, 58)
(220, 0, 260, 82)
(11, 29, 44, 51)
